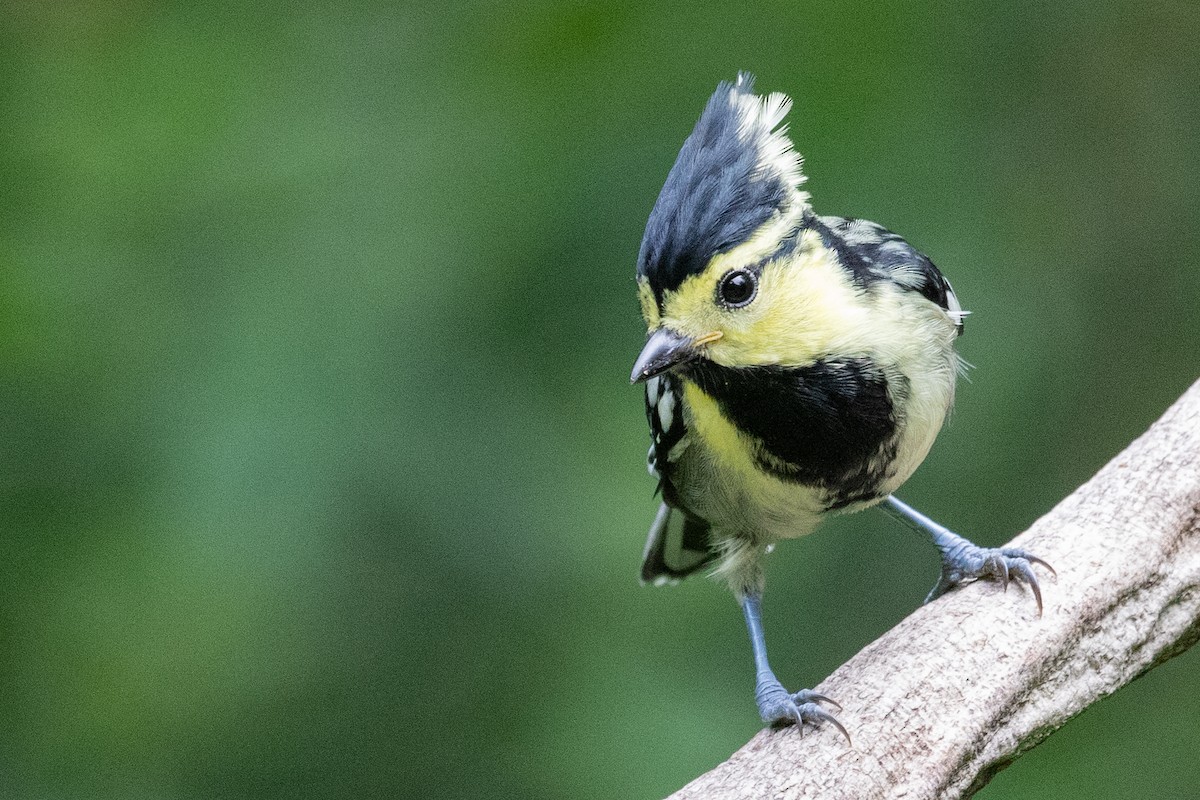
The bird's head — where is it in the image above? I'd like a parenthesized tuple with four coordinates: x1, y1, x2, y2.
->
(632, 74, 843, 384)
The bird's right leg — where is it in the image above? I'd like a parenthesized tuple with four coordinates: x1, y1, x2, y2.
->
(739, 592, 848, 739)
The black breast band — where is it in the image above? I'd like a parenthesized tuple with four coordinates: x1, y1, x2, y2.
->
(686, 358, 900, 508)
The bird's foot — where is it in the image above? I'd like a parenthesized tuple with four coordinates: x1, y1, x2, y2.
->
(755, 679, 849, 742)
(928, 542, 1056, 614)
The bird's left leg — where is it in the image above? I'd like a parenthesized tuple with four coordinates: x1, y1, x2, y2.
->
(882, 495, 1055, 612)
(739, 593, 849, 739)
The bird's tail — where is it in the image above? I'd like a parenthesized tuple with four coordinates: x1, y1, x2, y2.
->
(640, 502, 715, 586)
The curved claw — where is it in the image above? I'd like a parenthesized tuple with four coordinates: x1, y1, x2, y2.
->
(1002, 548, 1058, 580)
(791, 689, 842, 712)
(924, 572, 957, 605)
(758, 681, 850, 742)
(1008, 558, 1045, 616)
(772, 700, 851, 745)
(927, 542, 1054, 614)
(800, 703, 852, 745)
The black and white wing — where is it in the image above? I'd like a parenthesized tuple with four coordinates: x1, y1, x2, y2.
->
(817, 215, 967, 335)
(640, 374, 714, 585)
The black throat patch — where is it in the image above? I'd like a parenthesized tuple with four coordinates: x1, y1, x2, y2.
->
(686, 358, 902, 509)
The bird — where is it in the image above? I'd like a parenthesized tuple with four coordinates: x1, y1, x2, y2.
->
(630, 73, 1052, 735)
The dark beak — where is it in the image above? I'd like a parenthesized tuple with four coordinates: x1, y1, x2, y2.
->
(630, 328, 701, 383)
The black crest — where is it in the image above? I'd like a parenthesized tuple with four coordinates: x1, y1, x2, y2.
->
(636, 74, 808, 302)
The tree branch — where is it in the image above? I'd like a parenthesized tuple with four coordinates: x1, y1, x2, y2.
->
(667, 378, 1200, 800)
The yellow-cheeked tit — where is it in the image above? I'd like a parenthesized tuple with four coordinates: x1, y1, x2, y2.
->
(631, 74, 1052, 733)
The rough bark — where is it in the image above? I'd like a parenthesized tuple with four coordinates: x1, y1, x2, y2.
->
(667, 378, 1200, 800)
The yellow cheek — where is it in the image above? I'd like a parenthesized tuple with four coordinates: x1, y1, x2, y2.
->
(660, 274, 715, 332)
(708, 234, 870, 366)
(637, 279, 660, 329)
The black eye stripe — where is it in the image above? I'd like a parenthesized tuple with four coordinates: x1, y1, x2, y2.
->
(717, 269, 758, 308)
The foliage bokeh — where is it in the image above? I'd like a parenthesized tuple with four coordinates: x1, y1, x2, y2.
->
(3, 2, 1198, 798)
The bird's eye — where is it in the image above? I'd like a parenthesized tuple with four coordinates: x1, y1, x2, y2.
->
(717, 269, 757, 308)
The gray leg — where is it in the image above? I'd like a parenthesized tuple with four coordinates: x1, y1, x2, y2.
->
(739, 593, 849, 740)
(882, 495, 1054, 612)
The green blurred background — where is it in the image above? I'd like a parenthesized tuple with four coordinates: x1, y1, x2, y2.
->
(3, 2, 1198, 798)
